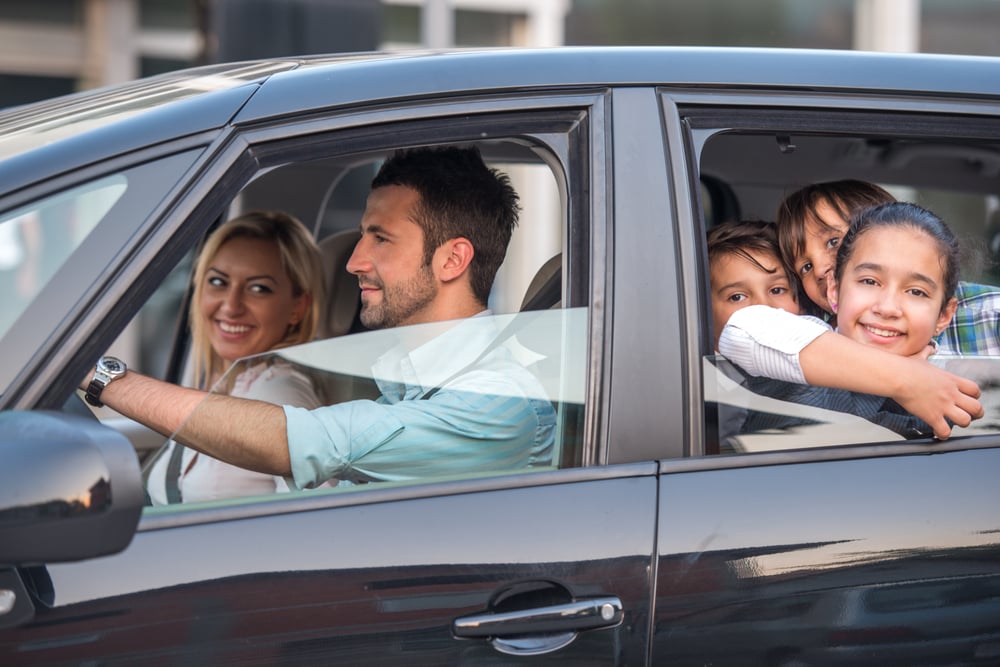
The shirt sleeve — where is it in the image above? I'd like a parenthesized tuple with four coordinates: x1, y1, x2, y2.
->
(284, 368, 549, 489)
(718, 305, 831, 384)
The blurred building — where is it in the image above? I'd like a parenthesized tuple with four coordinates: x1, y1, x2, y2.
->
(0, 0, 569, 109)
(3, 1, 1000, 109)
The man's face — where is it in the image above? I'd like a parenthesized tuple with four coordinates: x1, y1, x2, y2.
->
(347, 185, 438, 329)
(710, 248, 800, 348)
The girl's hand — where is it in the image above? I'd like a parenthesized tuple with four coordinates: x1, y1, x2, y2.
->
(892, 361, 983, 439)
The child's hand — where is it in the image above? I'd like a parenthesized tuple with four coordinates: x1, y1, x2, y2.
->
(893, 361, 983, 439)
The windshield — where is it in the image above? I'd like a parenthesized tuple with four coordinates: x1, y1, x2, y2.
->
(0, 175, 126, 339)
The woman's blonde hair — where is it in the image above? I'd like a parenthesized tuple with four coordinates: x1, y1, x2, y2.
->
(189, 210, 325, 388)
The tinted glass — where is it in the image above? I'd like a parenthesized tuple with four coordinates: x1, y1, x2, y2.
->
(143, 308, 587, 507)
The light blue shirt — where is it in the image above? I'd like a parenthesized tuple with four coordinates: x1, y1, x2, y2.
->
(285, 313, 556, 488)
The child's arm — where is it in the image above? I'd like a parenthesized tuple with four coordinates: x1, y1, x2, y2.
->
(719, 305, 983, 438)
(796, 333, 982, 438)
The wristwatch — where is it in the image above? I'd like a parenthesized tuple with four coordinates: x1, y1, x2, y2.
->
(84, 356, 127, 408)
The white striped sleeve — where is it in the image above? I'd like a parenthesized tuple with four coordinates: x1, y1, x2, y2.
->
(717, 305, 831, 384)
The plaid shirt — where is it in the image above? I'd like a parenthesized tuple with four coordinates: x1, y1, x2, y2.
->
(936, 281, 1000, 356)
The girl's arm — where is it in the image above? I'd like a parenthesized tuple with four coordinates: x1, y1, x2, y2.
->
(719, 305, 983, 438)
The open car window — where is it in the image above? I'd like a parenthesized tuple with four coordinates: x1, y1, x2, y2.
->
(143, 307, 587, 508)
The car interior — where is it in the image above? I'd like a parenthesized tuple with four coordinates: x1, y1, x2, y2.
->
(696, 122, 1000, 453)
(94, 115, 1000, 491)
(96, 138, 583, 491)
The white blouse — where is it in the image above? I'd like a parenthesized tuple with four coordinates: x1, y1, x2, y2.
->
(146, 360, 322, 505)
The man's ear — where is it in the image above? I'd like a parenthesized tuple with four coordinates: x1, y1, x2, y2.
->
(435, 237, 475, 283)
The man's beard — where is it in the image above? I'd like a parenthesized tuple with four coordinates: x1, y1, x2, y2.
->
(360, 264, 437, 329)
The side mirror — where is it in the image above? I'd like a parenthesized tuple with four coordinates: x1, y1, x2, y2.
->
(0, 411, 143, 566)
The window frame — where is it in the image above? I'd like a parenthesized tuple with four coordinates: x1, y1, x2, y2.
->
(666, 90, 1000, 464)
(133, 92, 614, 527)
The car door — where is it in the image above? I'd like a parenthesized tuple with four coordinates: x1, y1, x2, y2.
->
(649, 90, 1000, 664)
(0, 79, 661, 663)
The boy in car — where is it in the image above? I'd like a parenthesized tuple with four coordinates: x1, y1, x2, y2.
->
(708, 219, 801, 348)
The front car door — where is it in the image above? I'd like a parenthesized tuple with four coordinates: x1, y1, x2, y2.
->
(1, 66, 659, 664)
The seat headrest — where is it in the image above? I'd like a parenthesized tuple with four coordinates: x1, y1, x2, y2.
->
(520, 253, 562, 311)
(317, 229, 361, 338)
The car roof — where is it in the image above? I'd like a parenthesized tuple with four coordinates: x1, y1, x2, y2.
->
(236, 46, 1000, 122)
(2, 47, 999, 199)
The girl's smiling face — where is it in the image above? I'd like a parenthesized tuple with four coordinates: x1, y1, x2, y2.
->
(829, 226, 956, 357)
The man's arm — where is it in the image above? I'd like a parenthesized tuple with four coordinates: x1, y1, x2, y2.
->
(95, 372, 292, 475)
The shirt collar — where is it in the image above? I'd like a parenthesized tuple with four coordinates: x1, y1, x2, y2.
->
(372, 310, 498, 398)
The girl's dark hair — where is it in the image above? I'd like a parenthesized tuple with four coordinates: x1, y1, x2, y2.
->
(835, 202, 959, 309)
(776, 179, 895, 273)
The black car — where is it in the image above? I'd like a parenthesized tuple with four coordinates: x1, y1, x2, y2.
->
(1, 47, 1000, 665)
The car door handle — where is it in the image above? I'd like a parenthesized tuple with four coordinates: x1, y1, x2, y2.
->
(453, 595, 623, 638)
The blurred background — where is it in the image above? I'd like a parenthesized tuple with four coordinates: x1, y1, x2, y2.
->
(2, 0, 1000, 109)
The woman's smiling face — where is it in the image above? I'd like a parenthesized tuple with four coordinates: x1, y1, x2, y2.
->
(199, 236, 307, 368)
(830, 225, 956, 357)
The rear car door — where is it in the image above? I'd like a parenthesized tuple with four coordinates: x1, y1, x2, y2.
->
(650, 84, 1000, 664)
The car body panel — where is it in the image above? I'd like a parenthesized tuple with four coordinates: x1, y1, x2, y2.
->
(3, 470, 657, 664)
(654, 448, 1000, 664)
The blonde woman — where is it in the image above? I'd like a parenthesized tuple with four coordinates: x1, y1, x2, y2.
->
(146, 210, 326, 504)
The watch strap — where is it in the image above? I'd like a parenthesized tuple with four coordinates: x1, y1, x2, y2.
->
(85, 377, 107, 407)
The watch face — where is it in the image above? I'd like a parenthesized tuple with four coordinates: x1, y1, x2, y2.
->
(100, 357, 125, 375)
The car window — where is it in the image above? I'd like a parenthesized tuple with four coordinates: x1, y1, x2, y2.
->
(693, 119, 1000, 456)
(82, 112, 597, 510)
(0, 175, 126, 339)
(142, 308, 587, 508)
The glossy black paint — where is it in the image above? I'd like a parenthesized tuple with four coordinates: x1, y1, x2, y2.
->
(5, 471, 657, 664)
(655, 448, 1000, 664)
(0, 411, 141, 566)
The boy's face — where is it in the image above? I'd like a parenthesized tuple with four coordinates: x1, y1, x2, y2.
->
(711, 248, 800, 348)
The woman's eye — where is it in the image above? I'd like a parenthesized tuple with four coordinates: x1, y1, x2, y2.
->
(249, 283, 274, 295)
(207, 276, 226, 288)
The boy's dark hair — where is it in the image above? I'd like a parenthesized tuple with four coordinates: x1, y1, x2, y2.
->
(776, 179, 895, 272)
(837, 202, 959, 309)
(708, 219, 790, 279)
(371, 146, 520, 306)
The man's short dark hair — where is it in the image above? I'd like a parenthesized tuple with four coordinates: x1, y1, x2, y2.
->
(371, 145, 520, 306)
